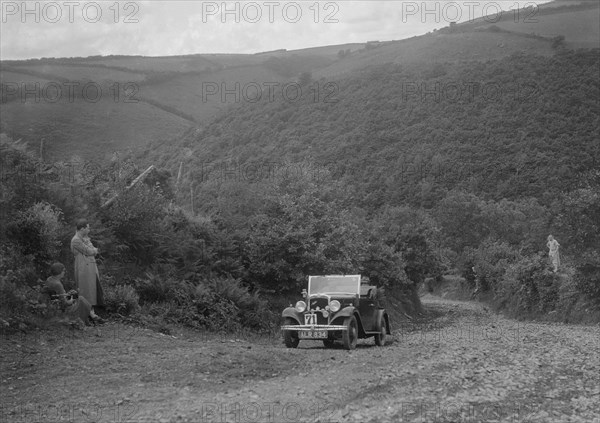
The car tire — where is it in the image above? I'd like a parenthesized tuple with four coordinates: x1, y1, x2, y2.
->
(375, 314, 386, 346)
(283, 317, 300, 348)
(342, 316, 358, 350)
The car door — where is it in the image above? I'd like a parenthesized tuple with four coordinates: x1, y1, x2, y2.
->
(358, 286, 377, 331)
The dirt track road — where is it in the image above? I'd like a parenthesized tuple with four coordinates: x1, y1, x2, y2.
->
(2, 294, 599, 423)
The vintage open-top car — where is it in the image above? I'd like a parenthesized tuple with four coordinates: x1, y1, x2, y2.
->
(281, 275, 391, 350)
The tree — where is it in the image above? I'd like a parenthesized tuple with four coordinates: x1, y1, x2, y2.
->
(435, 191, 485, 253)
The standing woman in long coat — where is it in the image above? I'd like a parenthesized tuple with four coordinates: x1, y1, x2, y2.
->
(546, 235, 561, 273)
(71, 219, 104, 307)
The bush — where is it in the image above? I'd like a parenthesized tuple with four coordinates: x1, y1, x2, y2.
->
(0, 137, 48, 228)
(133, 271, 196, 306)
(98, 183, 168, 266)
(130, 270, 274, 331)
(0, 244, 40, 287)
(103, 283, 141, 316)
(0, 243, 44, 325)
(498, 253, 560, 314)
(0, 270, 54, 334)
(192, 286, 242, 332)
(134, 271, 175, 304)
(0, 274, 29, 318)
(573, 256, 600, 304)
(463, 239, 519, 293)
(206, 277, 273, 331)
(5, 202, 64, 271)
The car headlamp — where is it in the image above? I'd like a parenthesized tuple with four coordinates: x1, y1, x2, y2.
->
(329, 300, 341, 313)
(295, 301, 306, 313)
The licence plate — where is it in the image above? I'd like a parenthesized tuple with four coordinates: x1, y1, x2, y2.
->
(300, 330, 327, 339)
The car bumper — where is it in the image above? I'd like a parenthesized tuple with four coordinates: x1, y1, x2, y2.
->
(281, 325, 347, 331)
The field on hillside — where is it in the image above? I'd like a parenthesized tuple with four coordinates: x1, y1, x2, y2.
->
(543, 0, 596, 7)
(315, 31, 556, 79)
(495, 8, 600, 48)
(82, 56, 220, 73)
(140, 65, 290, 123)
(0, 71, 54, 85)
(0, 97, 191, 161)
(11, 64, 147, 84)
(201, 54, 270, 68)
(279, 43, 365, 57)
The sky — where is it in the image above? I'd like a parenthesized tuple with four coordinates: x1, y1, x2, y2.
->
(1, 0, 554, 60)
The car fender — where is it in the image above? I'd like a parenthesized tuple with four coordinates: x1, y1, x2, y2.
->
(331, 307, 367, 337)
(375, 309, 391, 335)
(331, 306, 356, 321)
(282, 307, 302, 325)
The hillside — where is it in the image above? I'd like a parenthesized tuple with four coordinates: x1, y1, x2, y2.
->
(139, 49, 599, 209)
(1, 0, 598, 162)
(492, 2, 600, 48)
(314, 30, 557, 79)
(0, 48, 346, 161)
(316, 0, 600, 78)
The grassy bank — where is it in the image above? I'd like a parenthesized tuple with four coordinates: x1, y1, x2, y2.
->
(424, 274, 600, 324)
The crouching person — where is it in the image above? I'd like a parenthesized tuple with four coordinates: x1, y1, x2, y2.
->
(45, 262, 105, 325)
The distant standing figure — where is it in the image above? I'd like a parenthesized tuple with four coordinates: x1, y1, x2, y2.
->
(71, 219, 104, 307)
(547, 235, 560, 273)
(471, 266, 482, 298)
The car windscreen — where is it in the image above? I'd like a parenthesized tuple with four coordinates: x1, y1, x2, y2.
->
(308, 275, 360, 295)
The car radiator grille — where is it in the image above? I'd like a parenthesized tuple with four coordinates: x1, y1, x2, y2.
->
(309, 297, 329, 310)
(309, 298, 330, 325)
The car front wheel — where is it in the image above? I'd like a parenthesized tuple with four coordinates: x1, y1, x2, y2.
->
(283, 317, 300, 348)
(375, 314, 387, 346)
(342, 316, 358, 350)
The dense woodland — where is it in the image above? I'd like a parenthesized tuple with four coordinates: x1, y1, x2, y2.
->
(1, 47, 599, 333)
